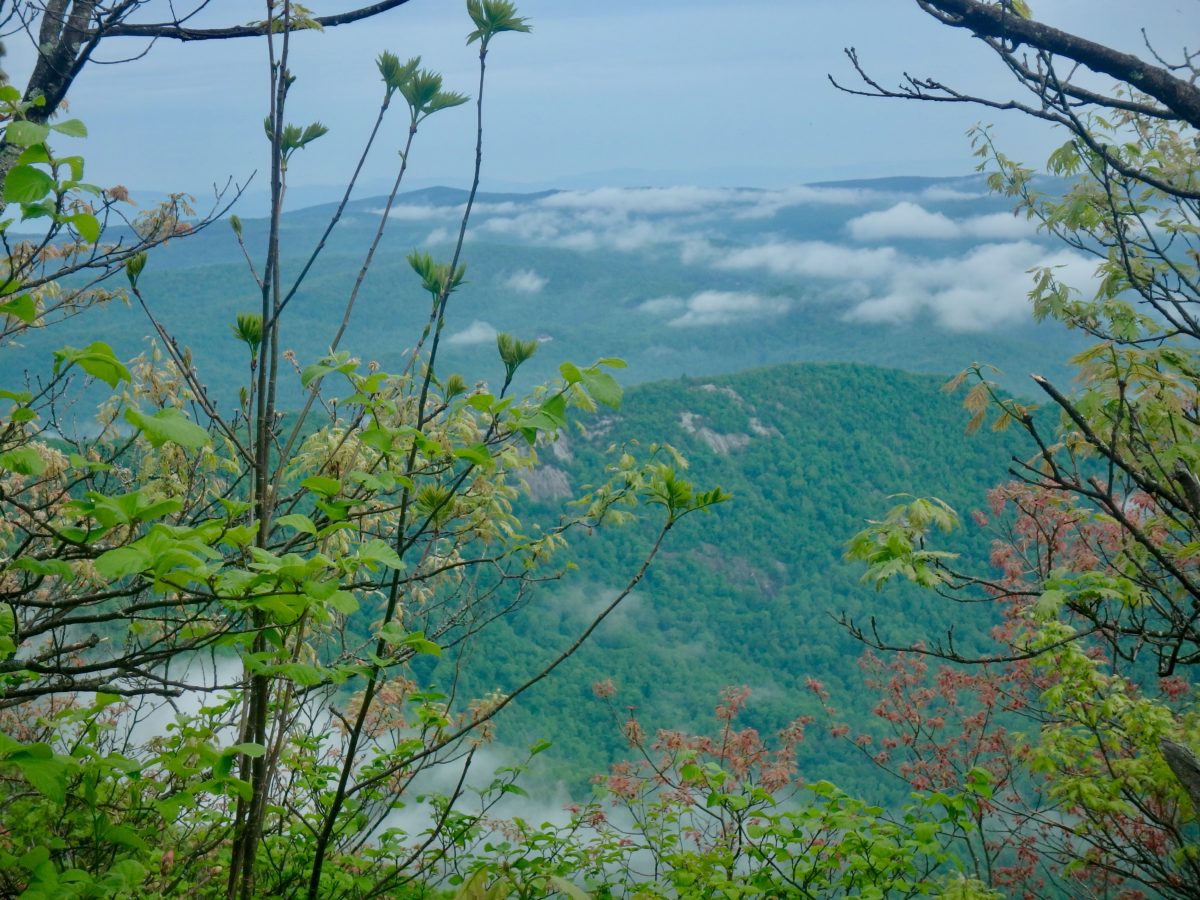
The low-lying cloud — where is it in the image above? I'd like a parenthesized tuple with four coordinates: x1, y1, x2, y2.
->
(716, 241, 900, 280)
(446, 320, 498, 346)
(387, 183, 1080, 336)
(704, 235, 1093, 332)
(502, 269, 547, 293)
(640, 290, 790, 328)
(844, 241, 1095, 331)
(422, 185, 892, 253)
(847, 201, 1034, 241)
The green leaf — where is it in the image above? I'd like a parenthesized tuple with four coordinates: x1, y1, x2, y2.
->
(54, 342, 131, 387)
(13, 145, 50, 168)
(125, 252, 147, 288)
(0, 446, 46, 475)
(467, 393, 496, 411)
(275, 663, 325, 686)
(1035, 588, 1067, 620)
(546, 877, 590, 900)
(124, 407, 211, 449)
(466, 0, 532, 45)
(9, 748, 70, 803)
(4, 165, 55, 204)
(227, 742, 266, 758)
(453, 443, 493, 468)
(326, 591, 359, 615)
(95, 546, 152, 580)
(11, 557, 73, 578)
(276, 513, 317, 536)
(4, 121, 50, 148)
(97, 859, 146, 891)
(401, 630, 441, 656)
(301, 475, 341, 497)
(67, 211, 100, 243)
(0, 294, 36, 323)
(357, 538, 405, 571)
(100, 824, 145, 850)
(49, 119, 87, 138)
(582, 369, 622, 409)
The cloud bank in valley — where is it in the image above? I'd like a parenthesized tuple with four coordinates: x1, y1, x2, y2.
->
(846, 201, 1034, 241)
(650, 239, 1092, 333)
(842, 241, 1094, 331)
(502, 269, 548, 293)
(715, 241, 900, 280)
(392, 184, 888, 252)
(447, 320, 498, 346)
(394, 184, 1087, 335)
(640, 290, 791, 328)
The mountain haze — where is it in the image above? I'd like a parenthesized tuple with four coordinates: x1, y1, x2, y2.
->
(6, 176, 1086, 412)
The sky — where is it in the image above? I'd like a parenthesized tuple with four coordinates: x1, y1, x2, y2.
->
(4, 1, 1198, 205)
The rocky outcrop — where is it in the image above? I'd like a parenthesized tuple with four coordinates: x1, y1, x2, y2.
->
(679, 411, 751, 455)
(522, 464, 572, 501)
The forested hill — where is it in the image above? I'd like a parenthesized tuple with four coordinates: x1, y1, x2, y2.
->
(452, 361, 1035, 795)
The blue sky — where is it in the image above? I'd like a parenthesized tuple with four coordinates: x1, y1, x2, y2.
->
(6, 1, 1196, 203)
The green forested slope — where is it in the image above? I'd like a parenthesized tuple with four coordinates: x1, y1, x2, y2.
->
(445, 362, 1033, 797)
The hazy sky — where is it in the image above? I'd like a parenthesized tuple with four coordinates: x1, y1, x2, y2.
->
(6, 1, 1197, 201)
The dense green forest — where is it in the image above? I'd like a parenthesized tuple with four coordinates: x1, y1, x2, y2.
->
(441, 361, 1035, 794)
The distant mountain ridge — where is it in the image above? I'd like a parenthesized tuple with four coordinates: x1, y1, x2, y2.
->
(4, 172, 1086, 409)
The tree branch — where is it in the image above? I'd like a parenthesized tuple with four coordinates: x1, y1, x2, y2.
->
(913, 0, 1200, 129)
(100, 0, 418, 41)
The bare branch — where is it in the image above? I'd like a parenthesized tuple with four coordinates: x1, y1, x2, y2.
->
(100, 0, 417, 41)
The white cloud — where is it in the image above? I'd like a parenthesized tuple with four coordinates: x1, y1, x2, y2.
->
(844, 241, 1095, 332)
(920, 185, 986, 202)
(640, 290, 789, 328)
(480, 208, 684, 251)
(847, 202, 960, 241)
(537, 184, 879, 222)
(384, 185, 892, 255)
(638, 296, 686, 315)
(382, 203, 461, 221)
(715, 241, 899, 279)
(847, 201, 1036, 242)
(479, 209, 563, 243)
(539, 185, 739, 215)
(960, 212, 1036, 240)
(446, 320, 498, 345)
(384, 199, 519, 222)
(501, 269, 547, 293)
(736, 184, 881, 218)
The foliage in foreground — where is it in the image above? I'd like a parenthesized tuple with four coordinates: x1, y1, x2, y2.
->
(0, 3, 715, 897)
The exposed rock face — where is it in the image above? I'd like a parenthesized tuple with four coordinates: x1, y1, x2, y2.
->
(522, 464, 572, 501)
(697, 383, 745, 405)
(748, 416, 781, 438)
(679, 411, 751, 455)
(588, 415, 620, 439)
(685, 541, 784, 601)
(681, 383, 782, 450)
(549, 433, 573, 462)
